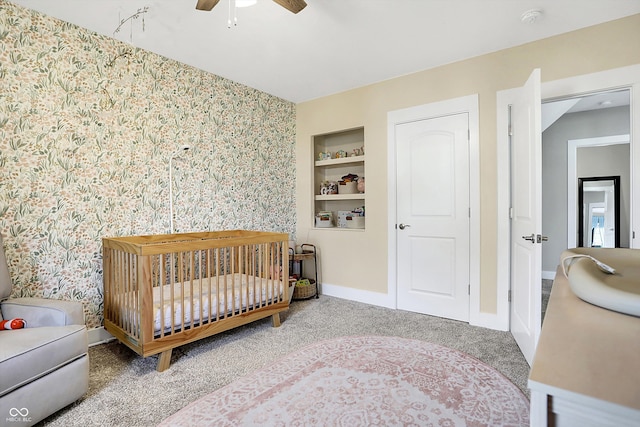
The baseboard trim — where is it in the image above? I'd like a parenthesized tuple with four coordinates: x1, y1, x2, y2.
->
(321, 283, 506, 331)
(88, 326, 115, 347)
(470, 312, 509, 331)
(320, 283, 395, 309)
(542, 270, 556, 281)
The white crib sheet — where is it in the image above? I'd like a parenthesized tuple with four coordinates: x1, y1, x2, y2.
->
(149, 273, 283, 333)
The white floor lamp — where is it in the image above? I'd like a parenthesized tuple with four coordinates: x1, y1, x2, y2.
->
(168, 145, 191, 234)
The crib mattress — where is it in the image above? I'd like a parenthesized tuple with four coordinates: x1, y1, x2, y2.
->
(139, 273, 283, 333)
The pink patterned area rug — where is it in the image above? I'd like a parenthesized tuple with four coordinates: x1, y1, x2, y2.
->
(159, 336, 529, 426)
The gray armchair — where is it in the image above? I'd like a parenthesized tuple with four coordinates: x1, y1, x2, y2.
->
(0, 234, 88, 425)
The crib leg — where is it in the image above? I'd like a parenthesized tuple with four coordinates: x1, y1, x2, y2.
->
(157, 349, 172, 372)
(271, 313, 281, 328)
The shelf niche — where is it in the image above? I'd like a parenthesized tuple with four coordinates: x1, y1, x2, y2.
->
(313, 127, 365, 230)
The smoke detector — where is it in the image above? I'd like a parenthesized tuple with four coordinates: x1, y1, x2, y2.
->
(521, 9, 543, 24)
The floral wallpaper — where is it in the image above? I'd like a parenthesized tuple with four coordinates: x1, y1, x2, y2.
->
(0, 3, 296, 328)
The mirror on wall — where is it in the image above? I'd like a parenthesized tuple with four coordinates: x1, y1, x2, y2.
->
(578, 176, 620, 248)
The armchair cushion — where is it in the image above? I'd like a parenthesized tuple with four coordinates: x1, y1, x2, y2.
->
(1, 298, 85, 327)
(0, 324, 87, 397)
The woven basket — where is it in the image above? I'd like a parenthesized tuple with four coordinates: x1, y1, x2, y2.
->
(292, 279, 316, 300)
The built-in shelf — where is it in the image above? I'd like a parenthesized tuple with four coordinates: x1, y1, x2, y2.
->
(310, 227, 365, 232)
(315, 194, 365, 201)
(315, 155, 365, 167)
(313, 127, 365, 230)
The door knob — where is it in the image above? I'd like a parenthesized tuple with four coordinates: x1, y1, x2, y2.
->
(398, 223, 411, 230)
(522, 234, 535, 243)
(522, 234, 548, 244)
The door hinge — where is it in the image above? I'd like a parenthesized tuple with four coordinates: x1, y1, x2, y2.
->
(468, 207, 471, 218)
(509, 207, 513, 219)
(634, 231, 636, 239)
(508, 290, 512, 302)
(468, 284, 471, 295)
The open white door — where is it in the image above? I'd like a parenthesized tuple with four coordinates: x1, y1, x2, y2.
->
(510, 69, 543, 365)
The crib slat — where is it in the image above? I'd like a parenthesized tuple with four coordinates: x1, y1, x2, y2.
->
(228, 246, 232, 317)
(125, 253, 131, 337)
(132, 253, 139, 338)
(139, 254, 153, 345)
(189, 250, 195, 329)
(131, 253, 138, 336)
(155, 255, 163, 338)
(252, 244, 257, 310)
(197, 250, 203, 330)
(267, 243, 274, 304)
(178, 251, 184, 332)
(170, 252, 176, 335)
(116, 251, 124, 331)
(275, 243, 281, 303)
(206, 248, 213, 325)
(112, 250, 119, 329)
(275, 244, 279, 303)
(244, 245, 250, 313)
(258, 243, 264, 309)
(215, 247, 221, 322)
(103, 248, 113, 324)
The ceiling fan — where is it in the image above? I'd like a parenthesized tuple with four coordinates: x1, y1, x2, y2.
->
(196, 0, 307, 14)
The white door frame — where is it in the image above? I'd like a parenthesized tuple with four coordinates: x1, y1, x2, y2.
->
(387, 94, 481, 325)
(496, 64, 640, 330)
(567, 134, 630, 249)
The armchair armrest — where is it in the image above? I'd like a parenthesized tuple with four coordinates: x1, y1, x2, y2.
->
(1, 298, 85, 327)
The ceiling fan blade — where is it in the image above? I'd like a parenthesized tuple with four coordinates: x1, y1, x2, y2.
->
(272, 0, 307, 14)
(196, 0, 221, 11)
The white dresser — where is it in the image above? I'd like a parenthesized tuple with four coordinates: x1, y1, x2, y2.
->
(528, 267, 640, 426)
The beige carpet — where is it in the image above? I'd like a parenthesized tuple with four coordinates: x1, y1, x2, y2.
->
(158, 336, 529, 426)
(40, 295, 531, 426)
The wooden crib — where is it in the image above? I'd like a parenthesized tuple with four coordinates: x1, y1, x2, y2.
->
(102, 230, 290, 371)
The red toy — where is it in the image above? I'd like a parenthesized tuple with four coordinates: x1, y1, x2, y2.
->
(0, 318, 26, 330)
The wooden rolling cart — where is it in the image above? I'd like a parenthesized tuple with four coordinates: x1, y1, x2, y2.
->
(289, 244, 319, 300)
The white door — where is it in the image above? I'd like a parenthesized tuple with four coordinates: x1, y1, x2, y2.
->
(510, 69, 542, 365)
(396, 113, 470, 322)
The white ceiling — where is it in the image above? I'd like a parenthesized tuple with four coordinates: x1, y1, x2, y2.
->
(9, 0, 640, 103)
(565, 90, 631, 114)
(541, 89, 630, 132)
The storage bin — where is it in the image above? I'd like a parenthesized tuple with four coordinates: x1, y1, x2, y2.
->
(338, 181, 358, 194)
(315, 211, 334, 228)
(337, 211, 351, 228)
(292, 279, 317, 300)
(346, 216, 365, 229)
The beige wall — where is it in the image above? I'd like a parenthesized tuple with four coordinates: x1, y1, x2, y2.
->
(296, 14, 640, 314)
